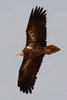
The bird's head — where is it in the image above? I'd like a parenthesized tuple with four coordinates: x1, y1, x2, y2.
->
(17, 50, 24, 56)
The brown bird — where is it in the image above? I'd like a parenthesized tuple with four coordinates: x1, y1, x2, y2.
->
(17, 6, 60, 94)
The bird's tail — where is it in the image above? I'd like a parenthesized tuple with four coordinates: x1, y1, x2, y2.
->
(44, 45, 61, 55)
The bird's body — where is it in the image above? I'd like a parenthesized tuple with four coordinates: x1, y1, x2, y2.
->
(17, 6, 60, 94)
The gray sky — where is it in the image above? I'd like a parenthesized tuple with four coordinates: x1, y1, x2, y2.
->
(0, 0, 67, 100)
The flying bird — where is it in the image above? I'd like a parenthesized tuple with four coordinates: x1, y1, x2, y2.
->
(17, 6, 60, 94)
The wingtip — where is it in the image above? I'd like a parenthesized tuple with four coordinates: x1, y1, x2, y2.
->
(19, 86, 33, 94)
(33, 6, 46, 16)
(18, 75, 35, 94)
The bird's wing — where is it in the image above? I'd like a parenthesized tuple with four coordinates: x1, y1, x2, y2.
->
(26, 6, 47, 46)
(18, 55, 44, 94)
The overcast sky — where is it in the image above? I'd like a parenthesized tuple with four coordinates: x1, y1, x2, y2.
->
(0, 0, 67, 100)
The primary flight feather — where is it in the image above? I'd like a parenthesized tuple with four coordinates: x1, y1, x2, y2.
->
(17, 6, 60, 94)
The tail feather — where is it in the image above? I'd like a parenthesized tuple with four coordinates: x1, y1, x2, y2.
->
(44, 45, 61, 55)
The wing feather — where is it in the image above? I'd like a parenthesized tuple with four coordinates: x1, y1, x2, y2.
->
(18, 6, 47, 94)
(26, 6, 47, 46)
(18, 55, 44, 94)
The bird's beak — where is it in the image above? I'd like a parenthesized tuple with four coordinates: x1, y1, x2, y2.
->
(17, 51, 24, 56)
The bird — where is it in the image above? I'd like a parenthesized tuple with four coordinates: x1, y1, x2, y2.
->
(17, 6, 60, 94)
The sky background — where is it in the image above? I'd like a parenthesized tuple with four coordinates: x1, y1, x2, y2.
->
(0, 0, 67, 100)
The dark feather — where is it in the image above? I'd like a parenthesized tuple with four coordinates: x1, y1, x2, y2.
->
(18, 55, 44, 94)
(18, 6, 47, 94)
(17, 6, 61, 94)
(26, 6, 47, 46)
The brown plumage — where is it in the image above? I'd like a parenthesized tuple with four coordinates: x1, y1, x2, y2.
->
(17, 6, 60, 94)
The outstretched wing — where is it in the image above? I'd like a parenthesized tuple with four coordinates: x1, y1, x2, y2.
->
(26, 6, 47, 47)
(18, 6, 47, 94)
(18, 55, 44, 94)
